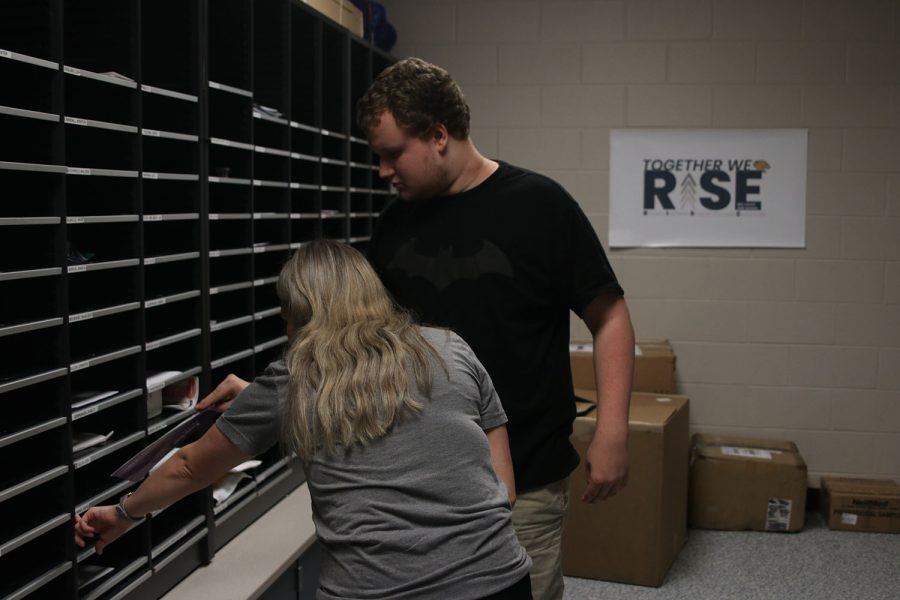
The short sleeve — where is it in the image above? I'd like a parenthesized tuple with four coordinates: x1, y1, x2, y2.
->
(563, 196, 624, 316)
(216, 361, 288, 456)
(475, 358, 507, 431)
(448, 332, 507, 431)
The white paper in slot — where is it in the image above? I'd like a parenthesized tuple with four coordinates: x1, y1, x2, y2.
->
(73, 430, 115, 453)
(147, 370, 181, 390)
(162, 376, 200, 411)
(72, 390, 119, 409)
(213, 472, 250, 504)
(212, 460, 263, 504)
(230, 459, 262, 473)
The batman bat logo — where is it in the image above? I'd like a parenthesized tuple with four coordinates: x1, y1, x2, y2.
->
(386, 238, 514, 292)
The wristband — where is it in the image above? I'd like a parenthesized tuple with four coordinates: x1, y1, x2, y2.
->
(116, 492, 141, 523)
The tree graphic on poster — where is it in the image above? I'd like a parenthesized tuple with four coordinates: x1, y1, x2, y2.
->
(680, 173, 697, 213)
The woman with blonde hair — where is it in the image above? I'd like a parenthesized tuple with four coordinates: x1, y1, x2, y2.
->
(75, 240, 532, 599)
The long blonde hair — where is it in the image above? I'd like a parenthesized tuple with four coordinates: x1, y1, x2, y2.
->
(276, 240, 444, 462)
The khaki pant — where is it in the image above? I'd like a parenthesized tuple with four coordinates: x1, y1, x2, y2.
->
(511, 479, 570, 600)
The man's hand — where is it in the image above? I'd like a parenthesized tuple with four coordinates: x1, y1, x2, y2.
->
(580, 293, 634, 504)
(74, 506, 130, 555)
(581, 434, 629, 503)
(195, 374, 250, 413)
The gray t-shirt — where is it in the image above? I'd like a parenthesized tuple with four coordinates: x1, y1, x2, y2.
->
(216, 327, 531, 599)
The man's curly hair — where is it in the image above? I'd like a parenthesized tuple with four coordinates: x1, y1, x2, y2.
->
(356, 57, 470, 140)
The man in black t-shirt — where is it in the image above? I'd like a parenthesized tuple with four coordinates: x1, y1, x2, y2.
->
(357, 58, 635, 600)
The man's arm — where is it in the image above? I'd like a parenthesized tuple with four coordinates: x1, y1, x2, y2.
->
(580, 292, 634, 503)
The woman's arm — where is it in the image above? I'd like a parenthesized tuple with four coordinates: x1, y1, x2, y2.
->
(485, 425, 516, 506)
(75, 425, 251, 554)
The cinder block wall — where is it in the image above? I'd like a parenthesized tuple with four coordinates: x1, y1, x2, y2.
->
(380, 0, 900, 485)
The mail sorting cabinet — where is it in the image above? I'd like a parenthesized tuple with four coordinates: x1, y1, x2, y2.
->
(0, 0, 391, 597)
(63, 1, 195, 599)
(250, 0, 292, 399)
(1, 2, 78, 599)
(348, 41, 390, 245)
(207, 0, 294, 550)
(207, 0, 258, 445)
(290, 6, 324, 247)
(319, 25, 350, 243)
(140, 0, 204, 459)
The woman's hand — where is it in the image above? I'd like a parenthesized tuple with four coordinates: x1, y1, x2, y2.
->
(74, 506, 131, 555)
(195, 374, 250, 413)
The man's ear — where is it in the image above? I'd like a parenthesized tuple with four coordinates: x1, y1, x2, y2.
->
(430, 122, 450, 151)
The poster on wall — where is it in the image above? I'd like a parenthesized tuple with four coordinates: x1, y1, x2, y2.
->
(609, 129, 807, 248)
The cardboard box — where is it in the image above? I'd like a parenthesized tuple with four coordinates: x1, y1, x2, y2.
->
(303, 0, 364, 37)
(570, 340, 676, 394)
(821, 476, 900, 533)
(689, 434, 807, 532)
(562, 391, 690, 587)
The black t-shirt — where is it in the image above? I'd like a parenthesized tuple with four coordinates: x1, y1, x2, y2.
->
(368, 161, 623, 491)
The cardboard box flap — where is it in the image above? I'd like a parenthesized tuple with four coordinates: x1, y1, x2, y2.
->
(574, 398, 595, 416)
(693, 434, 799, 452)
(634, 341, 674, 357)
(574, 388, 597, 404)
(630, 394, 686, 431)
(571, 339, 676, 395)
(822, 476, 900, 496)
(574, 391, 686, 432)
(570, 339, 673, 357)
(692, 434, 805, 467)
